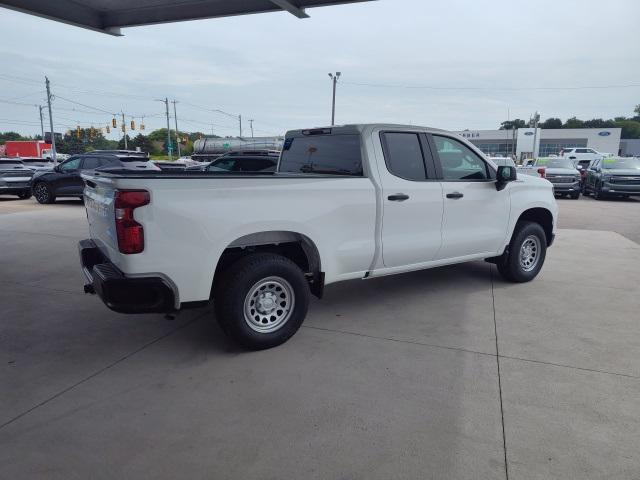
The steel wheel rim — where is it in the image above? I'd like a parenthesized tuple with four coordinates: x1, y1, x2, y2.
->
(34, 184, 48, 202)
(519, 235, 541, 272)
(243, 276, 295, 334)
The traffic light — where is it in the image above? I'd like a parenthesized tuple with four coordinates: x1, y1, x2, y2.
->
(106, 125, 110, 134)
(76, 126, 81, 139)
(140, 121, 145, 131)
(112, 118, 117, 128)
(130, 120, 135, 130)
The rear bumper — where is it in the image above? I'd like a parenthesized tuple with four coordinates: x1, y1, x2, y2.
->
(79, 239, 177, 314)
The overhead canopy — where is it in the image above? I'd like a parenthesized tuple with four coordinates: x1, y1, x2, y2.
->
(0, 0, 374, 35)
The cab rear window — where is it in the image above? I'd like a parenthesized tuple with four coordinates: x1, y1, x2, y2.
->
(279, 134, 363, 176)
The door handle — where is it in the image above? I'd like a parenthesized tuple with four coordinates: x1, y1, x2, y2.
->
(446, 192, 464, 199)
(388, 193, 409, 201)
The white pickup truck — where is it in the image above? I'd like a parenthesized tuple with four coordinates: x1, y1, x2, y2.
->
(79, 124, 558, 349)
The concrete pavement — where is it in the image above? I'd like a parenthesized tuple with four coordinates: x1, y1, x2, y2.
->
(1, 196, 639, 479)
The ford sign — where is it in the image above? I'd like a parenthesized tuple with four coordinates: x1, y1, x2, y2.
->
(598, 131, 611, 136)
(524, 132, 534, 136)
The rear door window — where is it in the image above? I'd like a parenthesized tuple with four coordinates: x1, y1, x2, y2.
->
(380, 132, 428, 181)
(279, 134, 363, 175)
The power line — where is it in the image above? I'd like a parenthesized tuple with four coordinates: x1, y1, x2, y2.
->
(341, 81, 640, 91)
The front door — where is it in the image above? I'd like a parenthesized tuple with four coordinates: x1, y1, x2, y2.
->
(377, 131, 444, 268)
(430, 134, 510, 260)
(54, 157, 84, 194)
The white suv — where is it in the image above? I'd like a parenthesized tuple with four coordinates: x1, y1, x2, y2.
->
(559, 148, 607, 162)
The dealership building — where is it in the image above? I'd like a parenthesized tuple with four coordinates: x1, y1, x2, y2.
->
(454, 127, 622, 159)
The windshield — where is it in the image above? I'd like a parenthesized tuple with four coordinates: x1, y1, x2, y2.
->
(601, 157, 640, 169)
(544, 158, 575, 169)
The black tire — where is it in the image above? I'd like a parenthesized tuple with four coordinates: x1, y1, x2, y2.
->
(17, 190, 31, 200)
(593, 184, 604, 200)
(496, 221, 547, 283)
(570, 191, 580, 199)
(33, 182, 55, 204)
(214, 253, 310, 350)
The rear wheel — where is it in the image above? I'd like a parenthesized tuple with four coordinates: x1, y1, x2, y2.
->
(214, 253, 310, 350)
(33, 182, 55, 204)
(496, 221, 547, 283)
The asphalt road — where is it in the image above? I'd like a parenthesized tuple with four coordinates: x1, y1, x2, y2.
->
(1, 195, 639, 479)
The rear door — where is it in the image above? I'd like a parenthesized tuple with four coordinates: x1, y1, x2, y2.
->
(430, 134, 509, 259)
(378, 131, 443, 267)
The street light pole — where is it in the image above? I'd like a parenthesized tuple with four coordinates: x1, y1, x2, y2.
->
(172, 100, 181, 158)
(239, 114, 243, 138)
(249, 119, 254, 138)
(328, 72, 341, 126)
(44, 76, 57, 164)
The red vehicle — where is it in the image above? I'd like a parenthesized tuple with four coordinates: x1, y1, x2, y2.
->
(4, 141, 52, 158)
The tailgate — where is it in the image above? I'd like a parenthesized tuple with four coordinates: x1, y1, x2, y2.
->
(82, 174, 118, 256)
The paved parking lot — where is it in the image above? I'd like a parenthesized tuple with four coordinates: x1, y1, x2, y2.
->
(1, 196, 639, 479)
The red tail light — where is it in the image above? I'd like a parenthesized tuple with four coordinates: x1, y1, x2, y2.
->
(537, 168, 546, 178)
(114, 190, 150, 254)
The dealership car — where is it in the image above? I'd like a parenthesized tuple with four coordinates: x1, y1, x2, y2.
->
(79, 124, 557, 350)
(31, 151, 159, 204)
(582, 156, 640, 199)
(0, 158, 33, 198)
(538, 158, 581, 199)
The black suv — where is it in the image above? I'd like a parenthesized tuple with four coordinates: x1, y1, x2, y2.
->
(186, 150, 280, 172)
(31, 151, 158, 204)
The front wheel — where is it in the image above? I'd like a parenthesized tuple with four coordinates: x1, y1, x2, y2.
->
(214, 253, 310, 350)
(593, 184, 604, 200)
(33, 182, 55, 204)
(497, 221, 547, 283)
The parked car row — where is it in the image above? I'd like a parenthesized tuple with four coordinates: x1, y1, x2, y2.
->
(517, 155, 640, 200)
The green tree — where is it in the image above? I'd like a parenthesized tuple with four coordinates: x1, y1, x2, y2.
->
(499, 119, 527, 130)
(615, 120, 640, 139)
(583, 118, 616, 128)
(147, 128, 169, 142)
(539, 118, 562, 129)
(117, 135, 133, 150)
(57, 128, 116, 154)
(131, 133, 156, 154)
(0, 131, 25, 144)
(563, 117, 584, 128)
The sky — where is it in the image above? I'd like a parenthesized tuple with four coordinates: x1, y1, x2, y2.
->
(1, 0, 639, 140)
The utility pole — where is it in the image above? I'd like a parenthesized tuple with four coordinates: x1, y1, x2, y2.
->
(238, 114, 243, 138)
(249, 119, 254, 138)
(328, 72, 341, 126)
(163, 98, 172, 160)
(121, 112, 128, 149)
(37, 105, 45, 140)
(44, 77, 57, 163)
(172, 100, 181, 158)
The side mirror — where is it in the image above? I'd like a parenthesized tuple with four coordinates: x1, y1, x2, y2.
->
(53, 165, 61, 173)
(496, 165, 517, 191)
